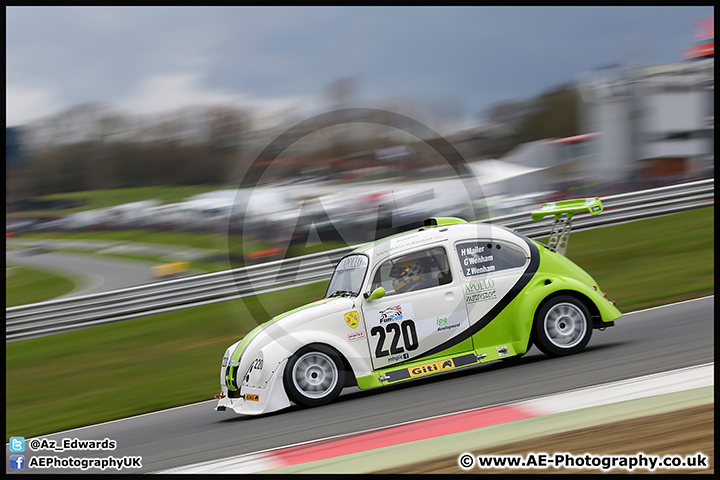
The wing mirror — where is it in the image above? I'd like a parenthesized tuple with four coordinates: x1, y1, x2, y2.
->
(364, 287, 386, 303)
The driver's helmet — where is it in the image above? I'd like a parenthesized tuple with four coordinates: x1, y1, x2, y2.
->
(390, 257, 429, 293)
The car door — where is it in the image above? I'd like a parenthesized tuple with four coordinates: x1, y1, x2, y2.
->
(454, 237, 531, 349)
(361, 246, 471, 370)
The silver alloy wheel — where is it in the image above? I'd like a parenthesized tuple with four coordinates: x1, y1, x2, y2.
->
(291, 351, 339, 399)
(543, 302, 587, 349)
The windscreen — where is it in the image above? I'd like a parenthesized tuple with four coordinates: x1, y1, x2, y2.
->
(325, 254, 369, 298)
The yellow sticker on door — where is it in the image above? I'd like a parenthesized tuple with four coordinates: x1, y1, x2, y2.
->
(345, 311, 360, 329)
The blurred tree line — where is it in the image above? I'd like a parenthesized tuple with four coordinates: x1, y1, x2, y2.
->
(477, 83, 579, 158)
(13, 81, 579, 196)
(19, 103, 250, 195)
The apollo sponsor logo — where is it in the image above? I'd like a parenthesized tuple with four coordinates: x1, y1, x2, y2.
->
(337, 256, 367, 270)
(465, 278, 497, 304)
(464, 278, 494, 292)
(408, 358, 455, 377)
(466, 291, 497, 303)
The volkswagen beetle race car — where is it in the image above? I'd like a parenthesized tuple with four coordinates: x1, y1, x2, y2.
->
(216, 197, 621, 415)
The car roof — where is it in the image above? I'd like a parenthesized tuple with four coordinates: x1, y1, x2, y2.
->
(352, 221, 527, 264)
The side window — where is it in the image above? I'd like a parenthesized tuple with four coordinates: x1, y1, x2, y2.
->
(456, 240, 527, 277)
(371, 247, 452, 296)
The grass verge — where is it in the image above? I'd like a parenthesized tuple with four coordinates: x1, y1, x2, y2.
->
(6, 264, 78, 307)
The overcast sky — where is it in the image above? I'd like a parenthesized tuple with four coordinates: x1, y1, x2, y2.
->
(6, 6, 714, 128)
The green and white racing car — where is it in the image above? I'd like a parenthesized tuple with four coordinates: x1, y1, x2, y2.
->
(216, 197, 620, 415)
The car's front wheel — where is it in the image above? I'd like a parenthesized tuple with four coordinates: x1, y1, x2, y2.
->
(283, 345, 346, 407)
(533, 295, 592, 357)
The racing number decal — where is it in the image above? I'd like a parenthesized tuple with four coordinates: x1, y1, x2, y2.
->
(370, 320, 419, 358)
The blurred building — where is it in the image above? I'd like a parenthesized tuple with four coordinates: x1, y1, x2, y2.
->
(495, 133, 598, 193)
(578, 17, 714, 188)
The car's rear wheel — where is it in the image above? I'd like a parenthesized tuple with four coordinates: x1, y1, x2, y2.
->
(284, 345, 345, 407)
(533, 295, 592, 357)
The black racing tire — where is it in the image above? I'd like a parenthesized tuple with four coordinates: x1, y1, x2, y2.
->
(533, 295, 592, 357)
(283, 344, 346, 407)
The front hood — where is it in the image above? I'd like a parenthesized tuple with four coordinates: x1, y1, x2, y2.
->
(227, 296, 356, 366)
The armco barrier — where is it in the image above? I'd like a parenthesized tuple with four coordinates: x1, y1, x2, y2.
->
(6, 178, 713, 342)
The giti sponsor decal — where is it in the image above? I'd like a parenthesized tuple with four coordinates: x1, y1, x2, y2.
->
(408, 358, 455, 377)
(464, 278, 497, 304)
(245, 394, 259, 402)
(345, 310, 360, 328)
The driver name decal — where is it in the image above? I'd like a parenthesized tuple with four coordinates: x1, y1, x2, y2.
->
(457, 243, 495, 276)
(456, 240, 528, 277)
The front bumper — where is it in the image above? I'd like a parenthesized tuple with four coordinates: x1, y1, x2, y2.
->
(215, 358, 292, 415)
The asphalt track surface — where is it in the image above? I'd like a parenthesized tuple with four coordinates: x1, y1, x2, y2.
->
(8, 296, 712, 474)
(6, 250, 158, 298)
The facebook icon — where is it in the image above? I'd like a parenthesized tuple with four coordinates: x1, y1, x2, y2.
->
(9, 455, 25, 470)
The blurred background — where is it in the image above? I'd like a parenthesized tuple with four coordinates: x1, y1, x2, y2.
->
(6, 6, 714, 276)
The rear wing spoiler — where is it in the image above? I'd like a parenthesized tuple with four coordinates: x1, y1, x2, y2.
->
(530, 197, 603, 255)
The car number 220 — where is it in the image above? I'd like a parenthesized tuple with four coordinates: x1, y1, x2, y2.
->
(370, 320, 419, 357)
